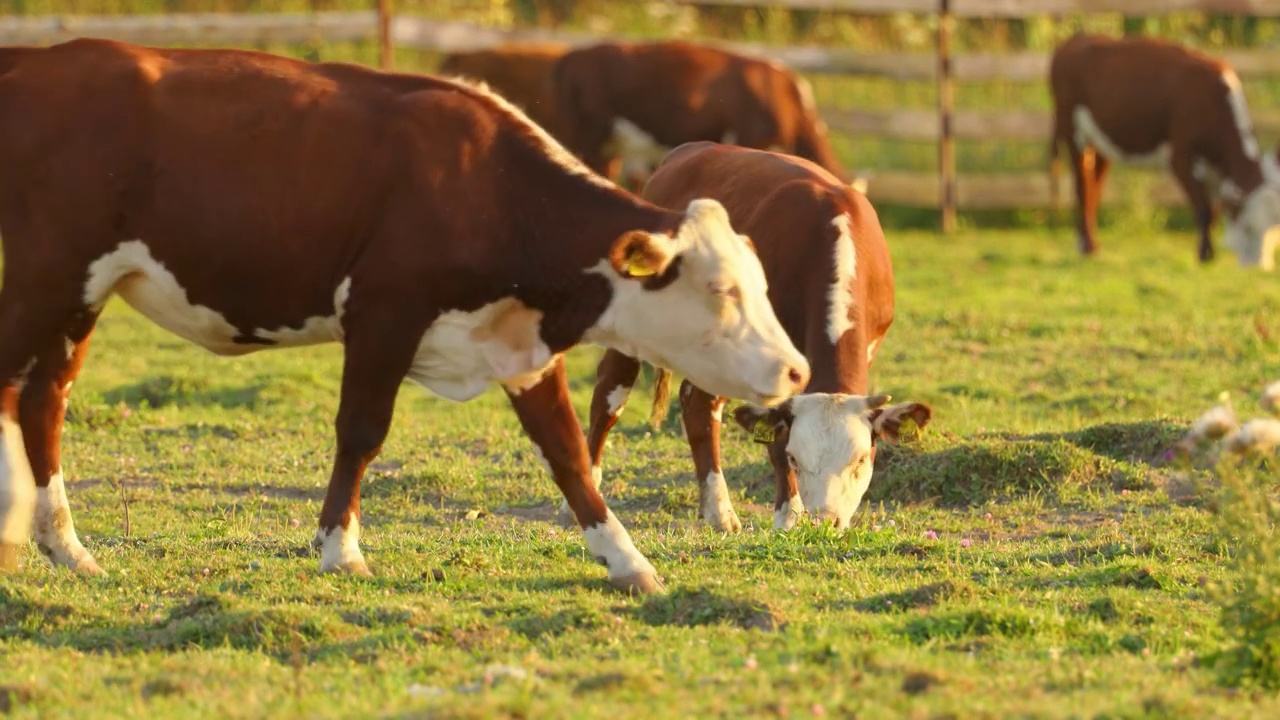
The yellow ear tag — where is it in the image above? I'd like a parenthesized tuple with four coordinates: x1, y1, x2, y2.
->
(626, 256, 657, 277)
(752, 418, 777, 444)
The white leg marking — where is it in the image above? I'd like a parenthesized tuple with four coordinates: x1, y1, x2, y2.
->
(583, 511, 657, 579)
(317, 515, 367, 574)
(866, 338, 881, 364)
(774, 494, 804, 531)
(0, 413, 36, 559)
(827, 214, 857, 344)
(1223, 69, 1261, 160)
(606, 384, 631, 417)
(34, 470, 102, 574)
(710, 398, 725, 424)
(701, 470, 742, 533)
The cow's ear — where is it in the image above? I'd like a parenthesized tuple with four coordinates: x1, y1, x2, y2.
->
(733, 400, 793, 445)
(868, 402, 933, 444)
(610, 230, 673, 279)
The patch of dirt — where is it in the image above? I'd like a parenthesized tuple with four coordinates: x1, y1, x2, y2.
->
(634, 588, 785, 632)
(901, 670, 943, 695)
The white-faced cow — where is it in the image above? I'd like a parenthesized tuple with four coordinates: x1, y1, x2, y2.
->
(0, 39, 812, 595)
(552, 40, 847, 188)
(438, 42, 567, 135)
(569, 143, 932, 532)
(1050, 33, 1280, 269)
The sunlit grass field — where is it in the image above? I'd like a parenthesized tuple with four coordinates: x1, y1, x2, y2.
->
(3, 226, 1280, 718)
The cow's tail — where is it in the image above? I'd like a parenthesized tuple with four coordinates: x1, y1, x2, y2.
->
(647, 366, 673, 430)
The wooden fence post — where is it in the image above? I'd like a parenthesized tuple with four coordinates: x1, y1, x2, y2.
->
(378, 0, 392, 69)
(937, 0, 956, 233)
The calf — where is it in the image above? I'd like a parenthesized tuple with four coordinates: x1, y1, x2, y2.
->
(437, 42, 567, 134)
(0, 39, 811, 595)
(1050, 33, 1280, 269)
(552, 40, 847, 187)
(572, 143, 931, 532)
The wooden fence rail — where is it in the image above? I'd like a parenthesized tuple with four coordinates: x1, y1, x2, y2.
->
(0, 8, 1271, 217)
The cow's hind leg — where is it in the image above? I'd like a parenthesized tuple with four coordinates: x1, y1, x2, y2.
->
(560, 350, 641, 528)
(678, 381, 741, 532)
(0, 286, 88, 571)
(507, 357, 662, 595)
(20, 310, 102, 574)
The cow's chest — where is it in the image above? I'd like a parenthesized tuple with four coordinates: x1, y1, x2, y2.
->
(405, 298, 557, 401)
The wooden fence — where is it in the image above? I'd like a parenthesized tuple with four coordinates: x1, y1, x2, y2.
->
(4, 1, 1280, 229)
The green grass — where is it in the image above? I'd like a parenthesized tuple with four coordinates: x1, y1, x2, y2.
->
(3, 227, 1280, 717)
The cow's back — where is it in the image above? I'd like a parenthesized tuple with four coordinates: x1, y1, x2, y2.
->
(642, 142, 891, 383)
(438, 44, 566, 132)
(1050, 33, 1231, 152)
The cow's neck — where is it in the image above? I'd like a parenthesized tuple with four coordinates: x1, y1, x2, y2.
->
(511, 169, 681, 353)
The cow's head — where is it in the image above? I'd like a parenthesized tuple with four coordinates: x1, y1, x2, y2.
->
(596, 199, 809, 406)
(733, 394, 933, 529)
(1226, 185, 1280, 271)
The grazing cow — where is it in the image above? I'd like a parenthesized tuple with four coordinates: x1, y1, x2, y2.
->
(437, 42, 567, 134)
(0, 39, 812, 595)
(552, 40, 847, 187)
(1049, 33, 1280, 269)
(571, 143, 932, 532)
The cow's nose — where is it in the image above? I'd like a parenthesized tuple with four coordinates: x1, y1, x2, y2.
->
(812, 509, 840, 526)
(787, 364, 809, 392)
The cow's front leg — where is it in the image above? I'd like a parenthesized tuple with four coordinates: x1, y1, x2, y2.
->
(679, 381, 741, 532)
(560, 349, 641, 528)
(314, 316, 420, 576)
(506, 356, 664, 595)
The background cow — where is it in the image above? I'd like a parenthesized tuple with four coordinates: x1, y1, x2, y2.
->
(0, 39, 812, 595)
(552, 40, 848, 187)
(438, 42, 567, 134)
(1049, 33, 1280, 269)
(572, 143, 931, 533)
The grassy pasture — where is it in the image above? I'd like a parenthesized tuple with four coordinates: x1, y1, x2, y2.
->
(2, 226, 1280, 718)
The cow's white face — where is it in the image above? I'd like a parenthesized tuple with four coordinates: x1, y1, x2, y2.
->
(734, 394, 933, 529)
(592, 199, 809, 406)
(1227, 186, 1280, 271)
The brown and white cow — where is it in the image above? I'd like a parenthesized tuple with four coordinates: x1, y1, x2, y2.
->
(1049, 33, 1280, 269)
(570, 143, 932, 532)
(552, 40, 847, 187)
(437, 42, 567, 134)
(0, 39, 812, 595)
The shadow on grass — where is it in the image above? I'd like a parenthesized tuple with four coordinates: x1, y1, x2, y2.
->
(100, 376, 265, 410)
(866, 419, 1188, 507)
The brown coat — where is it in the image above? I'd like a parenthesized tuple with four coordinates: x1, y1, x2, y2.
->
(438, 42, 567, 133)
(1050, 33, 1280, 268)
(0, 39, 809, 592)
(553, 40, 847, 185)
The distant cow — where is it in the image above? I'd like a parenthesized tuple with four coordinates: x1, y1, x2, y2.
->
(438, 42, 567, 133)
(569, 143, 931, 532)
(1050, 33, 1280, 269)
(0, 39, 811, 595)
(553, 40, 847, 187)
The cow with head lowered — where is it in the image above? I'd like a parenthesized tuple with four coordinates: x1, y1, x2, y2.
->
(569, 143, 932, 532)
(552, 40, 847, 188)
(1050, 33, 1280, 269)
(0, 39, 811, 595)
